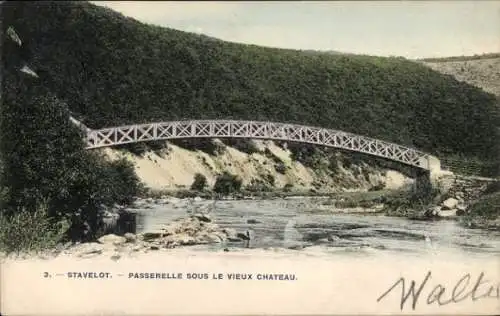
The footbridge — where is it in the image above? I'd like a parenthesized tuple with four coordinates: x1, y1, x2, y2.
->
(84, 120, 442, 179)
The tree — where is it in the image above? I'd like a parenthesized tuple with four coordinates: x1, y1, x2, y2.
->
(213, 172, 242, 195)
(190, 173, 207, 191)
(0, 69, 141, 241)
(0, 4, 142, 244)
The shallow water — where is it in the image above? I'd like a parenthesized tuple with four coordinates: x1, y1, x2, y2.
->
(130, 197, 500, 258)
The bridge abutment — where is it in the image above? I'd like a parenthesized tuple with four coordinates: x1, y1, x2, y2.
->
(414, 155, 447, 195)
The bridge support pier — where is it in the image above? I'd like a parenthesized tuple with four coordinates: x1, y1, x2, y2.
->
(415, 170, 433, 196)
(414, 155, 443, 196)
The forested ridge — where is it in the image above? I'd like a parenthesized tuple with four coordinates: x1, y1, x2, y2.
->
(5, 1, 500, 164)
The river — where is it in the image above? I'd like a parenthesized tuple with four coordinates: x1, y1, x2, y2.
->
(129, 196, 500, 258)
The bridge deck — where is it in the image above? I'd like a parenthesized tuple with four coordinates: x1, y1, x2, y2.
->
(85, 120, 434, 170)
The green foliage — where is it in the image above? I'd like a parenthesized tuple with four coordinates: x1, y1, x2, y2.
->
(171, 139, 225, 156)
(102, 157, 142, 205)
(460, 192, 500, 230)
(465, 192, 500, 220)
(0, 203, 70, 254)
(246, 179, 272, 192)
(383, 186, 443, 219)
(274, 162, 287, 174)
(0, 69, 141, 242)
(6, 1, 499, 174)
(190, 173, 207, 191)
(213, 172, 242, 195)
(264, 174, 276, 187)
(222, 139, 261, 155)
(283, 183, 294, 192)
(484, 181, 500, 195)
(441, 155, 500, 177)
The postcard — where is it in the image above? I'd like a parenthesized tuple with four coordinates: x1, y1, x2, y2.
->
(1, 1, 499, 315)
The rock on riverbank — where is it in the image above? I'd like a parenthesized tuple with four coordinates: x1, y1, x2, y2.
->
(58, 214, 249, 260)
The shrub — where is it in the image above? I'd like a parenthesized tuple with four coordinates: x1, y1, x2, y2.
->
(464, 192, 500, 220)
(172, 139, 225, 156)
(264, 174, 276, 187)
(246, 179, 272, 192)
(369, 183, 386, 191)
(103, 157, 142, 205)
(0, 203, 70, 254)
(222, 139, 261, 155)
(283, 183, 294, 192)
(191, 173, 207, 191)
(483, 181, 500, 195)
(275, 162, 287, 174)
(213, 172, 242, 195)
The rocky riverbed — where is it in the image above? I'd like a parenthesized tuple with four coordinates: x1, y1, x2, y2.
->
(83, 194, 500, 259)
(2, 179, 498, 262)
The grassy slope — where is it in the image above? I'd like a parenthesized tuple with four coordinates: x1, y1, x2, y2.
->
(420, 54, 500, 97)
(8, 1, 500, 168)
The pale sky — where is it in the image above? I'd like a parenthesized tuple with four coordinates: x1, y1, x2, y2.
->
(93, 1, 499, 59)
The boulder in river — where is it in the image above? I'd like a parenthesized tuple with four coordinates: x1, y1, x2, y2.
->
(75, 242, 104, 258)
(193, 213, 211, 222)
(438, 209, 457, 218)
(165, 233, 197, 246)
(98, 234, 127, 246)
(125, 215, 253, 249)
(141, 231, 164, 240)
(425, 206, 441, 217)
(442, 198, 459, 210)
(124, 233, 137, 243)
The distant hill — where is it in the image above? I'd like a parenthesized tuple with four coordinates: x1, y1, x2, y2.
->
(419, 53, 500, 63)
(301, 49, 350, 56)
(4, 1, 500, 166)
(419, 54, 500, 97)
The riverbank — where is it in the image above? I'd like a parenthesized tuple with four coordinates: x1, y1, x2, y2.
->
(6, 192, 498, 261)
(1, 182, 498, 261)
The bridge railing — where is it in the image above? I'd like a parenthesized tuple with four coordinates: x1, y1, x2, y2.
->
(85, 120, 433, 170)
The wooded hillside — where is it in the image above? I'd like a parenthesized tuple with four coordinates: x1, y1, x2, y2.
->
(6, 1, 500, 167)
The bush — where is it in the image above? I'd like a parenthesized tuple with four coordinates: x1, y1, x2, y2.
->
(246, 179, 272, 192)
(283, 183, 294, 192)
(191, 173, 207, 191)
(369, 183, 386, 191)
(275, 162, 287, 174)
(213, 172, 242, 195)
(464, 192, 500, 220)
(103, 157, 142, 205)
(172, 139, 225, 156)
(264, 174, 276, 187)
(222, 139, 261, 155)
(483, 181, 500, 195)
(0, 204, 70, 254)
(383, 186, 443, 218)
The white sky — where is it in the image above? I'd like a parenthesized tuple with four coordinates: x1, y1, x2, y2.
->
(93, 1, 500, 59)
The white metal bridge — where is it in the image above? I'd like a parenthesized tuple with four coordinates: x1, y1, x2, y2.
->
(85, 120, 438, 170)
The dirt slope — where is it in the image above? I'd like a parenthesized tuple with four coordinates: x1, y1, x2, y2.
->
(102, 140, 412, 193)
